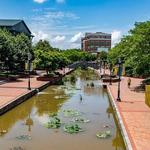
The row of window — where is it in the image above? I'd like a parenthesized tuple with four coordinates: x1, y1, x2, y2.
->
(86, 35, 111, 39)
(87, 42, 111, 46)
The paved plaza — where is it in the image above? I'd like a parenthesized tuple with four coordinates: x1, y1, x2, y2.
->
(108, 77, 149, 150)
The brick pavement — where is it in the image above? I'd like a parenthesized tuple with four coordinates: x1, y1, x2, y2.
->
(0, 76, 48, 109)
(0, 68, 71, 110)
(107, 74, 149, 150)
(95, 68, 150, 149)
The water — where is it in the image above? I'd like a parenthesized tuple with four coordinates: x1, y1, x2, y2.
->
(0, 70, 126, 150)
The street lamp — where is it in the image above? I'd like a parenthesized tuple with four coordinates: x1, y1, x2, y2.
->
(99, 60, 102, 74)
(27, 52, 32, 90)
(103, 60, 107, 75)
(109, 63, 113, 85)
(6, 57, 9, 77)
(116, 58, 122, 102)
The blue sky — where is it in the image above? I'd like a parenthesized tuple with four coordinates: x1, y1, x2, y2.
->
(0, 0, 150, 49)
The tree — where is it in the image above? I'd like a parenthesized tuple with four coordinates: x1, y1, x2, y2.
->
(14, 33, 32, 71)
(0, 29, 14, 71)
(0, 29, 32, 72)
(108, 21, 150, 77)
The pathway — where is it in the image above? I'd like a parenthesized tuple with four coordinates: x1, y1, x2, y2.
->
(97, 69, 149, 150)
(0, 68, 71, 111)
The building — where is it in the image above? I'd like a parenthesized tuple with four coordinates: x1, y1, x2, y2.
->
(81, 32, 111, 53)
(0, 19, 33, 38)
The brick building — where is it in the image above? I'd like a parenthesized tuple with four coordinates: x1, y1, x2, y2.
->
(81, 32, 111, 53)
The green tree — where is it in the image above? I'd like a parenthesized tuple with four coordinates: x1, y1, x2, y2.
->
(108, 21, 150, 77)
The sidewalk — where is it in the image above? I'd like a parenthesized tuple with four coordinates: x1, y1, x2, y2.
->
(106, 74, 149, 149)
(0, 68, 72, 113)
(0, 76, 48, 109)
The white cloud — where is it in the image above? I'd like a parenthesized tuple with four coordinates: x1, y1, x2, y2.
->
(70, 43, 81, 49)
(70, 32, 83, 43)
(56, 0, 65, 3)
(33, 0, 47, 4)
(52, 35, 66, 43)
(44, 11, 79, 20)
(32, 31, 49, 43)
(111, 30, 122, 47)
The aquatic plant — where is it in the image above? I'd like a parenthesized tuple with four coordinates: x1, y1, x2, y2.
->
(63, 124, 83, 134)
(9, 146, 25, 150)
(63, 109, 80, 117)
(70, 75, 76, 83)
(71, 118, 90, 123)
(16, 135, 31, 141)
(96, 130, 111, 139)
(55, 79, 64, 85)
(44, 117, 61, 129)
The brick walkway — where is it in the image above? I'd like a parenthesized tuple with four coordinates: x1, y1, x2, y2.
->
(104, 72, 149, 150)
(0, 68, 71, 110)
(0, 76, 48, 109)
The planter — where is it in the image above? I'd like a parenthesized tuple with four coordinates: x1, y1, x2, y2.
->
(37, 76, 60, 81)
(8, 75, 19, 81)
(0, 75, 19, 81)
(102, 77, 120, 83)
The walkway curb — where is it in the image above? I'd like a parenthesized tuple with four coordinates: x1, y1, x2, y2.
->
(107, 85, 133, 150)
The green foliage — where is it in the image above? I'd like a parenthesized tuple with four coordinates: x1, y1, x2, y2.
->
(33, 41, 96, 73)
(63, 124, 83, 134)
(62, 109, 80, 117)
(96, 130, 111, 139)
(44, 117, 61, 129)
(71, 118, 90, 123)
(70, 75, 77, 83)
(0, 29, 32, 72)
(99, 51, 108, 60)
(0, 29, 96, 74)
(108, 21, 150, 77)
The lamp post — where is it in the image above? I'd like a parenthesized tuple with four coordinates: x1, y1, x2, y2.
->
(109, 63, 113, 85)
(6, 57, 9, 77)
(27, 52, 32, 90)
(103, 60, 107, 75)
(99, 60, 102, 74)
(117, 58, 122, 102)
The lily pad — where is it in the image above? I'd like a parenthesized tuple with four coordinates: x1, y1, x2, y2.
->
(63, 109, 80, 117)
(71, 118, 90, 123)
(16, 135, 32, 141)
(44, 117, 61, 129)
(96, 130, 111, 139)
(63, 124, 83, 134)
(9, 146, 25, 150)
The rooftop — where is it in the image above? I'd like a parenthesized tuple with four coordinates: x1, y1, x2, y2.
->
(0, 19, 22, 26)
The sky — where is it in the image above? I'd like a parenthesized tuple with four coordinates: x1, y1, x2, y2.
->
(0, 0, 150, 49)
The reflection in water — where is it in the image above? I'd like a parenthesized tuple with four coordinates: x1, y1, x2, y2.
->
(0, 69, 126, 150)
(106, 99, 125, 149)
(25, 113, 33, 132)
(0, 99, 34, 137)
